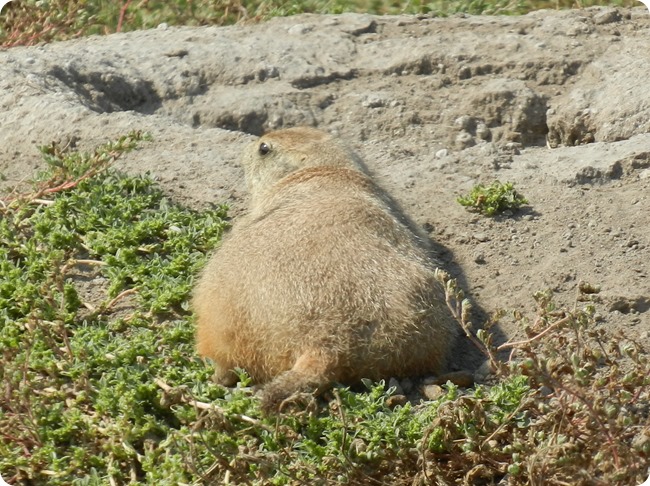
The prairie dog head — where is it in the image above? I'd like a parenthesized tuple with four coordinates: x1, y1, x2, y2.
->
(241, 127, 363, 203)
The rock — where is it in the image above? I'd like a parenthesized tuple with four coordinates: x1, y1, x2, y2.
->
(593, 9, 622, 25)
(464, 78, 549, 145)
(435, 148, 449, 158)
(400, 378, 414, 394)
(421, 384, 445, 400)
(546, 37, 650, 146)
(456, 131, 475, 149)
(385, 394, 408, 408)
(474, 360, 496, 382)
(476, 122, 491, 141)
(388, 377, 405, 396)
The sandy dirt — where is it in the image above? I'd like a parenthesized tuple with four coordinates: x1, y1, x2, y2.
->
(1, 7, 648, 373)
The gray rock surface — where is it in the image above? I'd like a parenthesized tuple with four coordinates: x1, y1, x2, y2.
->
(1, 7, 649, 371)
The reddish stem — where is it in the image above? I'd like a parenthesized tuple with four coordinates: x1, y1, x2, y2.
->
(116, 0, 132, 33)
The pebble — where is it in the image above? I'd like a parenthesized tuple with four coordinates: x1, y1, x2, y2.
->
(400, 378, 414, 394)
(474, 232, 490, 242)
(594, 9, 622, 25)
(435, 148, 449, 158)
(362, 94, 387, 108)
(539, 386, 554, 397)
(476, 122, 491, 140)
(288, 24, 313, 35)
(455, 115, 473, 130)
(421, 384, 445, 400)
(458, 66, 472, 79)
(385, 394, 408, 408)
(474, 360, 495, 381)
(388, 377, 405, 396)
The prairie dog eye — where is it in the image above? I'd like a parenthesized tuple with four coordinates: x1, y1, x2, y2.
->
(259, 142, 271, 155)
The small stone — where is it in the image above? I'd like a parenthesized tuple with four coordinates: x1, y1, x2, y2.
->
(474, 360, 495, 381)
(474, 233, 490, 242)
(458, 65, 472, 79)
(474, 252, 486, 264)
(476, 122, 491, 140)
(400, 378, 414, 394)
(435, 148, 449, 158)
(362, 94, 387, 108)
(164, 49, 189, 58)
(455, 131, 475, 149)
(421, 384, 445, 400)
(288, 24, 313, 35)
(455, 115, 474, 130)
(388, 377, 405, 396)
(385, 394, 408, 409)
(594, 9, 622, 25)
(539, 386, 554, 397)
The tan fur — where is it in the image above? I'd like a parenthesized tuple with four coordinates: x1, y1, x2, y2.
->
(193, 127, 458, 412)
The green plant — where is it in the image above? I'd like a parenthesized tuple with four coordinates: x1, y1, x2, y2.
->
(0, 133, 231, 484)
(457, 179, 528, 216)
(432, 270, 649, 484)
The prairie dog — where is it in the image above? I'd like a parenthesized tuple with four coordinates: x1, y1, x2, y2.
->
(193, 127, 458, 412)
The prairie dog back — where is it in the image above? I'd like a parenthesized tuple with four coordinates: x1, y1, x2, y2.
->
(193, 127, 458, 412)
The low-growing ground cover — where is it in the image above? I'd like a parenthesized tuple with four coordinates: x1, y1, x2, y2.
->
(0, 135, 647, 485)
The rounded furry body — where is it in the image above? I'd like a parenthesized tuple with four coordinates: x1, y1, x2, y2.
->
(193, 127, 458, 411)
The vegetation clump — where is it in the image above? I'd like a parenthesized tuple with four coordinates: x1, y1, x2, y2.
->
(458, 180, 528, 216)
(0, 135, 647, 485)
